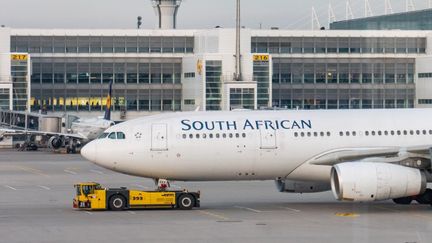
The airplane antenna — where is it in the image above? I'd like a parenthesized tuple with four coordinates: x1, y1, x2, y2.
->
(312, 6, 321, 30)
(385, 0, 393, 15)
(328, 3, 336, 25)
(364, 0, 373, 17)
(346, 1, 354, 20)
(405, 0, 415, 11)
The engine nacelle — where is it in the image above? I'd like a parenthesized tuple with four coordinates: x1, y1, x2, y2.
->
(48, 136, 63, 150)
(276, 179, 331, 193)
(331, 162, 426, 202)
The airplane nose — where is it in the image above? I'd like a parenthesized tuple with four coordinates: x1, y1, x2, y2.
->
(81, 141, 97, 162)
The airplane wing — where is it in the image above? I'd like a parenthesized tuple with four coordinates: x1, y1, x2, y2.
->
(309, 145, 431, 166)
(0, 128, 86, 140)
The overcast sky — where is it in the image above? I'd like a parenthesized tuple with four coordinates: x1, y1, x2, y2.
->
(0, 0, 430, 29)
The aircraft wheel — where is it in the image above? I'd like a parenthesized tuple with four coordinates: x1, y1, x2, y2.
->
(416, 189, 432, 204)
(109, 195, 126, 211)
(178, 194, 194, 210)
(393, 196, 413, 205)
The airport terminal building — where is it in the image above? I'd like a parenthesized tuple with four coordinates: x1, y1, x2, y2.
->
(1, 26, 432, 119)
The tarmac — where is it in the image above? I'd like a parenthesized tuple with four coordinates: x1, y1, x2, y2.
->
(1, 149, 432, 243)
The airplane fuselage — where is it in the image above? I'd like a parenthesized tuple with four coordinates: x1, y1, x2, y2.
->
(81, 109, 432, 182)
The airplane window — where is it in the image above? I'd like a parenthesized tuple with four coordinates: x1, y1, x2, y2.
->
(301, 132, 305, 137)
(384, 131, 388, 136)
(410, 130, 414, 135)
(189, 134, 193, 139)
(209, 134, 213, 138)
(352, 131, 356, 136)
(242, 133, 246, 138)
(313, 132, 318, 137)
(320, 132, 324, 137)
(339, 132, 343, 136)
(403, 130, 407, 135)
(216, 133, 220, 138)
(222, 133, 227, 138)
(327, 132, 331, 136)
(307, 132, 311, 137)
(345, 131, 350, 136)
(98, 133, 109, 139)
(415, 130, 420, 135)
(182, 134, 187, 139)
(202, 134, 207, 139)
(294, 132, 298, 137)
(117, 132, 126, 139)
(390, 131, 395, 136)
(423, 130, 427, 135)
(229, 133, 233, 138)
(429, 130, 432, 135)
(108, 132, 116, 139)
(371, 131, 376, 136)
(235, 133, 240, 138)
(196, 134, 200, 139)
(365, 131, 369, 136)
(378, 131, 382, 136)
(397, 130, 401, 135)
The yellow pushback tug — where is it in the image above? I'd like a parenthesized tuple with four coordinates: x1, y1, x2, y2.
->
(73, 182, 200, 211)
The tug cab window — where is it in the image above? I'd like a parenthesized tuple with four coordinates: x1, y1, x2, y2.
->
(108, 132, 117, 139)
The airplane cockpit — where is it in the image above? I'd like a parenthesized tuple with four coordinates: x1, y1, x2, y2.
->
(97, 132, 126, 140)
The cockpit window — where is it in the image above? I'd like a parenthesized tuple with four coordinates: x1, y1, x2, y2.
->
(117, 132, 126, 139)
(98, 133, 109, 139)
(108, 132, 117, 139)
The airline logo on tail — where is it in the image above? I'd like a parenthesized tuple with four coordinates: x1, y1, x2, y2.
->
(104, 81, 113, 121)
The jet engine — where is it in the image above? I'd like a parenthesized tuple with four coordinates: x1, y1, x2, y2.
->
(48, 136, 63, 150)
(331, 162, 426, 202)
(276, 179, 331, 193)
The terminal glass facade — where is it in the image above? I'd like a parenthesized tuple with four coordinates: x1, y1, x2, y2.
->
(251, 37, 426, 54)
(11, 55, 29, 111)
(330, 9, 432, 30)
(11, 36, 194, 54)
(253, 58, 271, 108)
(205, 61, 222, 111)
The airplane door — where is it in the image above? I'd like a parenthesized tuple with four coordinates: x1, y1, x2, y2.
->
(151, 123, 168, 151)
(260, 129, 277, 149)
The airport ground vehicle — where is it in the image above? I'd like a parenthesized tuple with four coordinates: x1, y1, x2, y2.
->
(73, 182, 200, 210)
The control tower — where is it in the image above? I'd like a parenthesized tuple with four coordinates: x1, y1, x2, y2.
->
(151, 0, 182, 29)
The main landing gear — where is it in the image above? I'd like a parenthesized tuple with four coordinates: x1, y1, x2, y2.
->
(392, 189, 432, 205)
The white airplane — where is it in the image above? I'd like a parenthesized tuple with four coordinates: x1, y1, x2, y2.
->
(81, 108, 432, 205)
(1, 82, 115, 153)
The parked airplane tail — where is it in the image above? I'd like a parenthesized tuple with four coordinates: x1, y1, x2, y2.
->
(104, 81, 113, 120)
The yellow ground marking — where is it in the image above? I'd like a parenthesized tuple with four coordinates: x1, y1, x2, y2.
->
(335, 212, 359, 217)
(197, 210, 230, 221)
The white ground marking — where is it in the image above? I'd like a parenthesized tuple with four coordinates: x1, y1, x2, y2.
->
(37, 185, 51, 190)
(90, 169, 105, 175)
(127, 211, 137, 215)
(83, 211, 93, 215)
(279, 206, 301, 212)
(64, 169, 77, 175)
(4, 185, 17, 191)
(234, 206, 262, 213)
